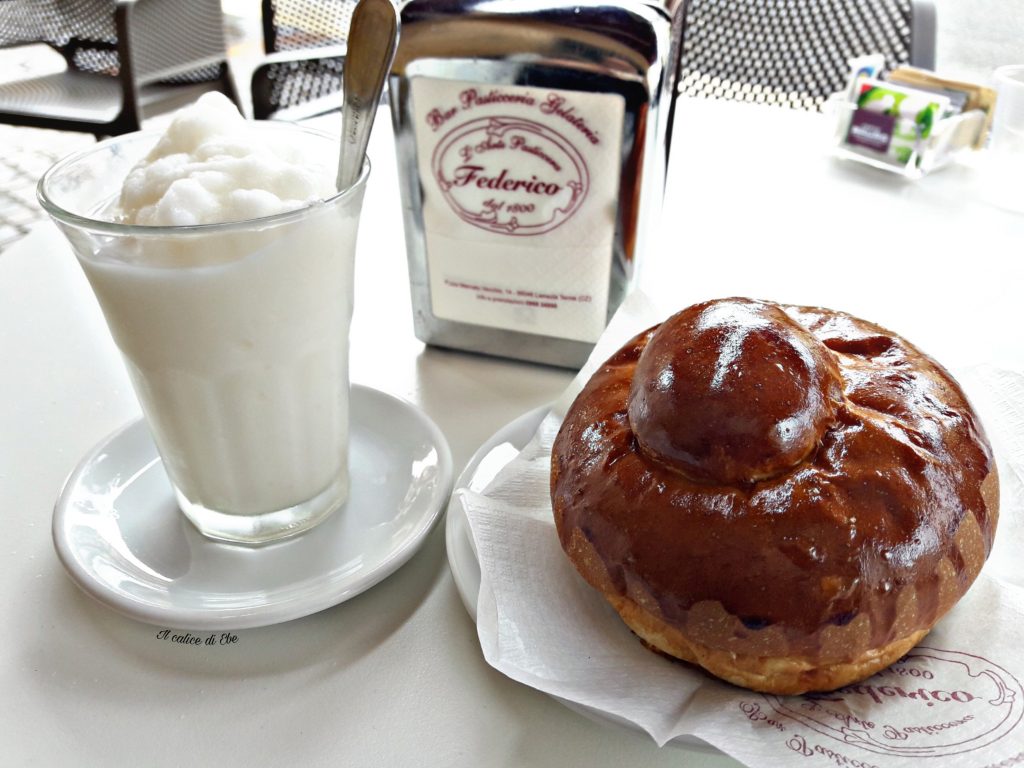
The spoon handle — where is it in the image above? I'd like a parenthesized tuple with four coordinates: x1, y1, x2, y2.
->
(337, 0, 400, 191)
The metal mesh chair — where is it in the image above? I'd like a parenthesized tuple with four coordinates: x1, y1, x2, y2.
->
(0, 0, 239, 136)
(251, 0, 356, 120)
(678, 0, 937, 110)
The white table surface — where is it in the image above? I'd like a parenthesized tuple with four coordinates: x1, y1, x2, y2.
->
(2, 97, 1021, 767)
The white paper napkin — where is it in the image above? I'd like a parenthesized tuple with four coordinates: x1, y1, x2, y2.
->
(456, 291, 1024, 765)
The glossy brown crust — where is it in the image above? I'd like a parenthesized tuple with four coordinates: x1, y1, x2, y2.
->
(550, 298, 998, 693)
(628, 299, 845, 484)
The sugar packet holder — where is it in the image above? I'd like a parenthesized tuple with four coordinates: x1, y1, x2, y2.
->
(826, 62, 995, 179)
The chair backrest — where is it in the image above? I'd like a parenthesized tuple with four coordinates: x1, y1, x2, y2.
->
(0, 0, 228, 84)
(127, 0, 229, 84)
(678, 0, 921, 110)
(0, 0, 118, 75)
(262, 0, 356, 54)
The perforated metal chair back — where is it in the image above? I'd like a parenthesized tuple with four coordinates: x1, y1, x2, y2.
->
(252, 0, 356, 120)
(0, 0, 118, 75)
(263, 0, 354, 51)
(678, 0, 936, 110)
(0, 0, 238, 136)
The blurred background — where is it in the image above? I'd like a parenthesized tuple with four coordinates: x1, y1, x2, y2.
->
(935, 0, 1024, 83)
(1, 0, 1021, 252)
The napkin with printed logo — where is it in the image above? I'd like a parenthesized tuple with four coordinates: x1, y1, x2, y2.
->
(455, 290, 1024, 766)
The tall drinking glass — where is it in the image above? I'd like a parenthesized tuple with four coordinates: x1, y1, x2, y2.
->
(39, 124, 369, 545)
(986, 65, 1024, 213)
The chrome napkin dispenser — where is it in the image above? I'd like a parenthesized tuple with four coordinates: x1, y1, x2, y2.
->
(389, 0, 686, 368)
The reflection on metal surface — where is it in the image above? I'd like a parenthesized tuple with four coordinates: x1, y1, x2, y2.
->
(390, 1, 686, 368)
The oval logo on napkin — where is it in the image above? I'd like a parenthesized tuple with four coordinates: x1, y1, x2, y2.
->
(760, 647, 1023, 759)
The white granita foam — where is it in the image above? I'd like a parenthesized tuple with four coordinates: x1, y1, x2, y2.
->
(116, 92, 335, 227)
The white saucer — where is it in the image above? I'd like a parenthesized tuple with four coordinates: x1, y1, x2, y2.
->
(445, 407, 716, 753)
(54, 384, 453, 630)
(445, 406, 548, 620)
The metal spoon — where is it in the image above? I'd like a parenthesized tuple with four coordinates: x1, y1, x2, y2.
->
(336, 0, 400, 191)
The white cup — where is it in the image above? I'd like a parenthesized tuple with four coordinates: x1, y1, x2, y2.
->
(39, 124, 369, 545)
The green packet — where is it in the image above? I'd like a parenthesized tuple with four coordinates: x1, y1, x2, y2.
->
(845, 79, 954, 166)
